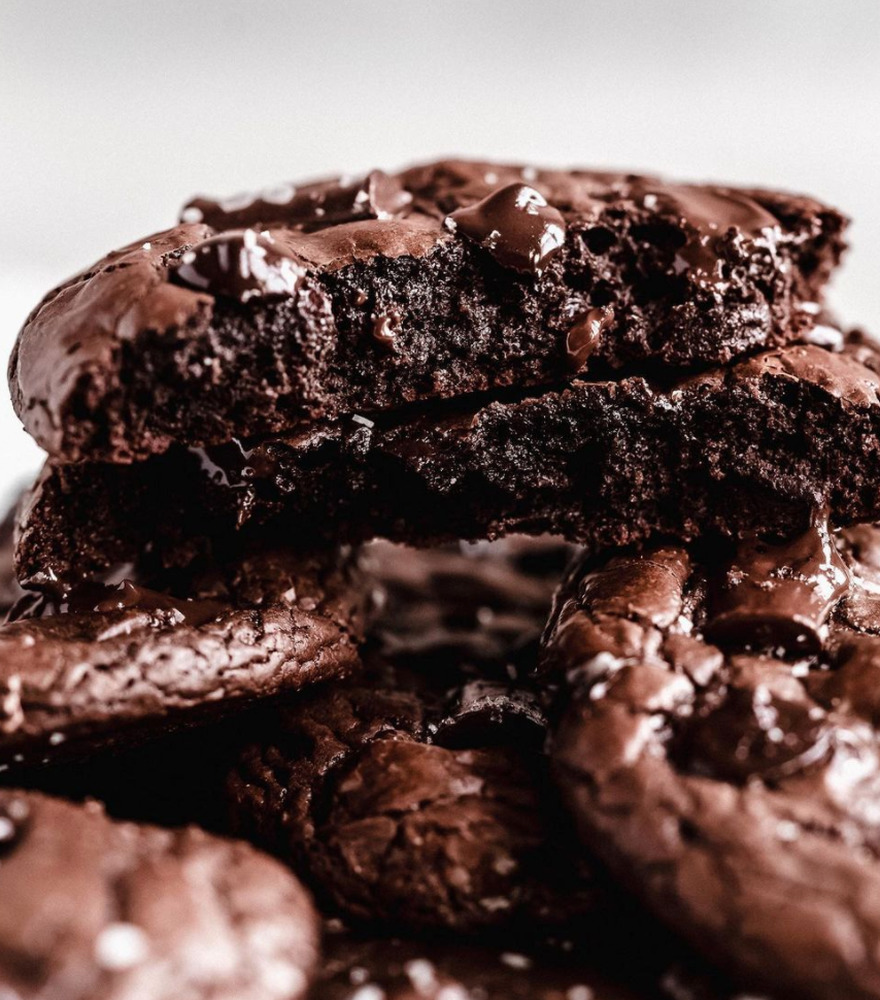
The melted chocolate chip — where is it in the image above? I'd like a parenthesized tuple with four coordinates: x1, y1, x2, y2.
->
(566, 307, 614, 371)
(90, 581, 225, 627)
(372, 312, 401, 349)
(706, 517, 850, 654)
(171, 230, 303, 302)
(446, 184, 566, 275)
(181, 170, 412, 231)
(668, 186, 780, 236)
(12, 580, 224, 628)
(433, 680, 546, 750)
(681, 686, 830, 784)
(0, 796, 30, 855)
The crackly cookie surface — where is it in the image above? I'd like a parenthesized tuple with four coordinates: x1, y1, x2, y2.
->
(0, 542, 364, 765)
(17, 331, 880, 589)
(227, 537, 610, 933)
(0, 789, 319, 1000)
(542, 515, 880, 1000)
(10, 159, 845, 462)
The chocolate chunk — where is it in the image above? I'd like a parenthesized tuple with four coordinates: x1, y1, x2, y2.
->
(18, 333, 880, 589)
(0, 790, 319, 1000)
(171, 229, 304, 301)
(433, 679, 547, 749)
(11, 578, 226, 626)
(371, 311, 401, 348)
(566, 306, 614, 371)
(680, 686, 831, 783)
(541, 521, 880, 1000)
(182, 169, 412, 231)
(705, 515, 851, 653)
(11, 159, 847, 463)
(446, 183, 566, 274)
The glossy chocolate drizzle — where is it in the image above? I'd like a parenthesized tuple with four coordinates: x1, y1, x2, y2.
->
(705, 514, 850, 654)
(11, 580, 225, 628)
(566, 307, 614, 371)
(635, 182, 781, 291)
(433, 680, 546, 750)
(372, 312, 401, 349)
(181, 170, 412, 231)
(445, 183, 567, 275)
(171, 229, 303, 302)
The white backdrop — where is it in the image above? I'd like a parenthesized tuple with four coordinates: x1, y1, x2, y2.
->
(2, 0, 879, 499)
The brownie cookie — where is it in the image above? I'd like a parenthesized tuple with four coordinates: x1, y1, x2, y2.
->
(541, 515, 880, 1000)
(0, 789, 319, 1000)
(10, 159, 845, 462)
(228, 538, 607, 933)
(18, 331, 880, 588)
(0, 542, 364, 765)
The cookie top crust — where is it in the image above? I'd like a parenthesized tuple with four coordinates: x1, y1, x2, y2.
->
(10, 159, 845, 462)
(17, 330, 880, 589)
(541, 516, 880, 1000)
(0, 789, 319, 1000)
(0, 542, 364, 765)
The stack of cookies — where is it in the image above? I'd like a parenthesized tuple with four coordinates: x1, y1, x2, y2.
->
(2, 159, 879, 999)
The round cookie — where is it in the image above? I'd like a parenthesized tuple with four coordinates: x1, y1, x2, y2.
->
(228, 537, 608, 933)
(0, 542, 364, 766)
(10, 160, 844, 463)
(542, 515, 880, 1000)
(0, 789, 319, 1000)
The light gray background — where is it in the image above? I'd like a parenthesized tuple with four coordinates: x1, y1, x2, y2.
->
(1, 0, 878, 496)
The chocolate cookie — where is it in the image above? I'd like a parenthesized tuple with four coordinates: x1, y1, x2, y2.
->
(10, 160, 845, 462)
(228, 537, 606, 933)
(0, 789, 319, 1000)
(542, 515, 880, 1000)
(0, 542, 364, 765)
(18, 331, 880, 588)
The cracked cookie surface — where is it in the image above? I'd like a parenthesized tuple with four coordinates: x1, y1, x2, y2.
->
(0, 542, 364, 765)
(227, 537, 609, 933)
(541, 515, 880, 1000)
